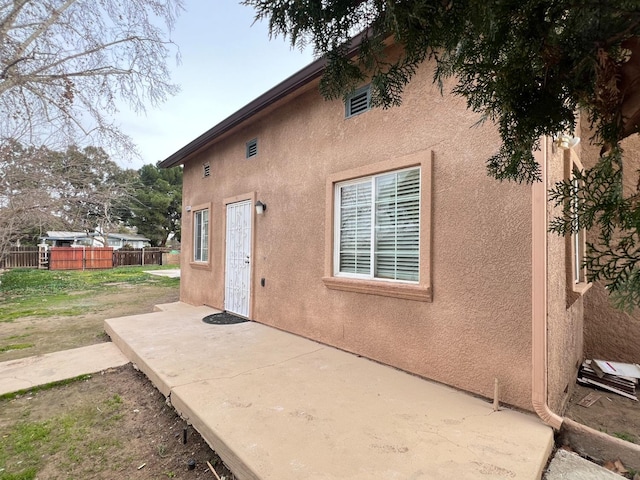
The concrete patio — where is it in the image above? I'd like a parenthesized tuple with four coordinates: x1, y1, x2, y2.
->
(105, 302, 554, 480)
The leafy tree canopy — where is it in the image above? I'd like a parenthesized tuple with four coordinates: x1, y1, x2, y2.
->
(0, 141, 133, 258)
(123, 163, 182, 247)
(245, 0, 640, 308)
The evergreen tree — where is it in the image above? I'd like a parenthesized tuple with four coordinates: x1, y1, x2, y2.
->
(125, 163, 182, 247)
(245, 0, 640, 308)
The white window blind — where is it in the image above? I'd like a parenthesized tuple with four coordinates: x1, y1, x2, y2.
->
(194, 209, 209, 262)
(339, 181, 372, 275)
(336, 167, 420, 282)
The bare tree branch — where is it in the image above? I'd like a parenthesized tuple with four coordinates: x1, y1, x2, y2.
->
(0, 0, 183, 155)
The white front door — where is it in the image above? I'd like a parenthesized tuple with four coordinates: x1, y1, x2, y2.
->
(225, 200, 252, 317)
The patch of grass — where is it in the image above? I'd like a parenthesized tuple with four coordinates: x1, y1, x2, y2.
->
(612, 431, 637, 443)
(0, 383, 127, 479)
(1, 296, 87, 322)
(0, 266, 177, 296)
(0, 467, 38, 480)
(0, 421, 52, 479)
(6, 334, 31, 340)
(105, 393, 122, 408)
(0, 343, 34, 354)
(0, 267, 178, 319)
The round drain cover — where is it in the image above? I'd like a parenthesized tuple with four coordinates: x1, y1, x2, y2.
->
(202, 312, 249, 325)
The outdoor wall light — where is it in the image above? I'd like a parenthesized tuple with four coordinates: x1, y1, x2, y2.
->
(555, 135, 581, 150)
(255, 200, 267, 215)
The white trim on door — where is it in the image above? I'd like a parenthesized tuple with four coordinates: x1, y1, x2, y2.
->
(224, 199, 252, 317)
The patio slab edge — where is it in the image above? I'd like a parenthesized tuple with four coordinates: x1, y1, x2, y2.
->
(105, 302, 554, 480)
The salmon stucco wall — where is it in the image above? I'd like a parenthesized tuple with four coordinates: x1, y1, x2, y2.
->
(545, 141, 586, 414)
(178, 54, 536, 410)
(581, 120, 640, 363)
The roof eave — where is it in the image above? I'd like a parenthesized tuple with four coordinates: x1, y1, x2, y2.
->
(159, 31, 368, 169)
(159, 56, 327, 169)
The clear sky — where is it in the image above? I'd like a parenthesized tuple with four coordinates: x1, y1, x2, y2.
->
(116, 2, 314, 169)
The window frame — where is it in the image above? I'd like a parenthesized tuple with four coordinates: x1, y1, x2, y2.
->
(191, 203, 211, 268)
(333, 167, 421, 283)
(564, 151, 591, 299)
(323, 152, 432, 302)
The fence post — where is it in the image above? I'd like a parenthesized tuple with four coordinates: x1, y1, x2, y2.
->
(38, 244, 48, 269)
(142, 247, 145, 266)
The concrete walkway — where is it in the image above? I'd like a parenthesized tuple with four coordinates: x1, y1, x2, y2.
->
(144, 268, 180, 278)
(544, 449, 622, 480)
(105, 302, 554, 480)
(0, 343, 128, 396)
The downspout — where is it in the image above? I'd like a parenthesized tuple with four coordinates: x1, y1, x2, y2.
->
(531, 136, 564, 430)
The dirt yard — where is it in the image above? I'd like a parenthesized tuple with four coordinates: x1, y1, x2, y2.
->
(0, 269, 236, 480)
(557, 382, 640, 477)
(1, 365, 236, 479)
(565, 383, 640, 446)
(1, 282, 179, 362)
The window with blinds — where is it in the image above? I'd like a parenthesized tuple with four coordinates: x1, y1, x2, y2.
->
(336, 167, 420, 282)
(194, 209, 209, 263)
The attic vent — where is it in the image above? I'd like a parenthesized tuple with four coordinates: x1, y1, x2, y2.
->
(246, 138, 258, 159)
(345, 85, 371, 118)
(203, 163, 210, 177)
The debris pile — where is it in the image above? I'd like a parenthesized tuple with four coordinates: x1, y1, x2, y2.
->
(578, 360, 640, 401)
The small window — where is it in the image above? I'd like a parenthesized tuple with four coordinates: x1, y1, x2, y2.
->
(571, 166, 586, 285)
(203, 163, 210, 177)
(345, 85, 371, 118)
(246, 139, 258, 159)
(565, 153, 590, 297)
(194, 209, 209, 263)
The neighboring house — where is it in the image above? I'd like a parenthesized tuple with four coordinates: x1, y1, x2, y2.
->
(91, 232, 151, 250)
(41, 231, 93, 247)
(41, 231, 150, 250)
(159, 43, 594, 419)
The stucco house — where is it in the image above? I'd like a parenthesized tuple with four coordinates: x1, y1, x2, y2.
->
(41, 231, 150, 250)
(160, 44, 596, 419)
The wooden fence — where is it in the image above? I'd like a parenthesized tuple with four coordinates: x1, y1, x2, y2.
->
(49, 247, 114, 270)
(1, 247, 165, 270)
(0, 247, 39, 269)
(113, 248, 163, 267)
